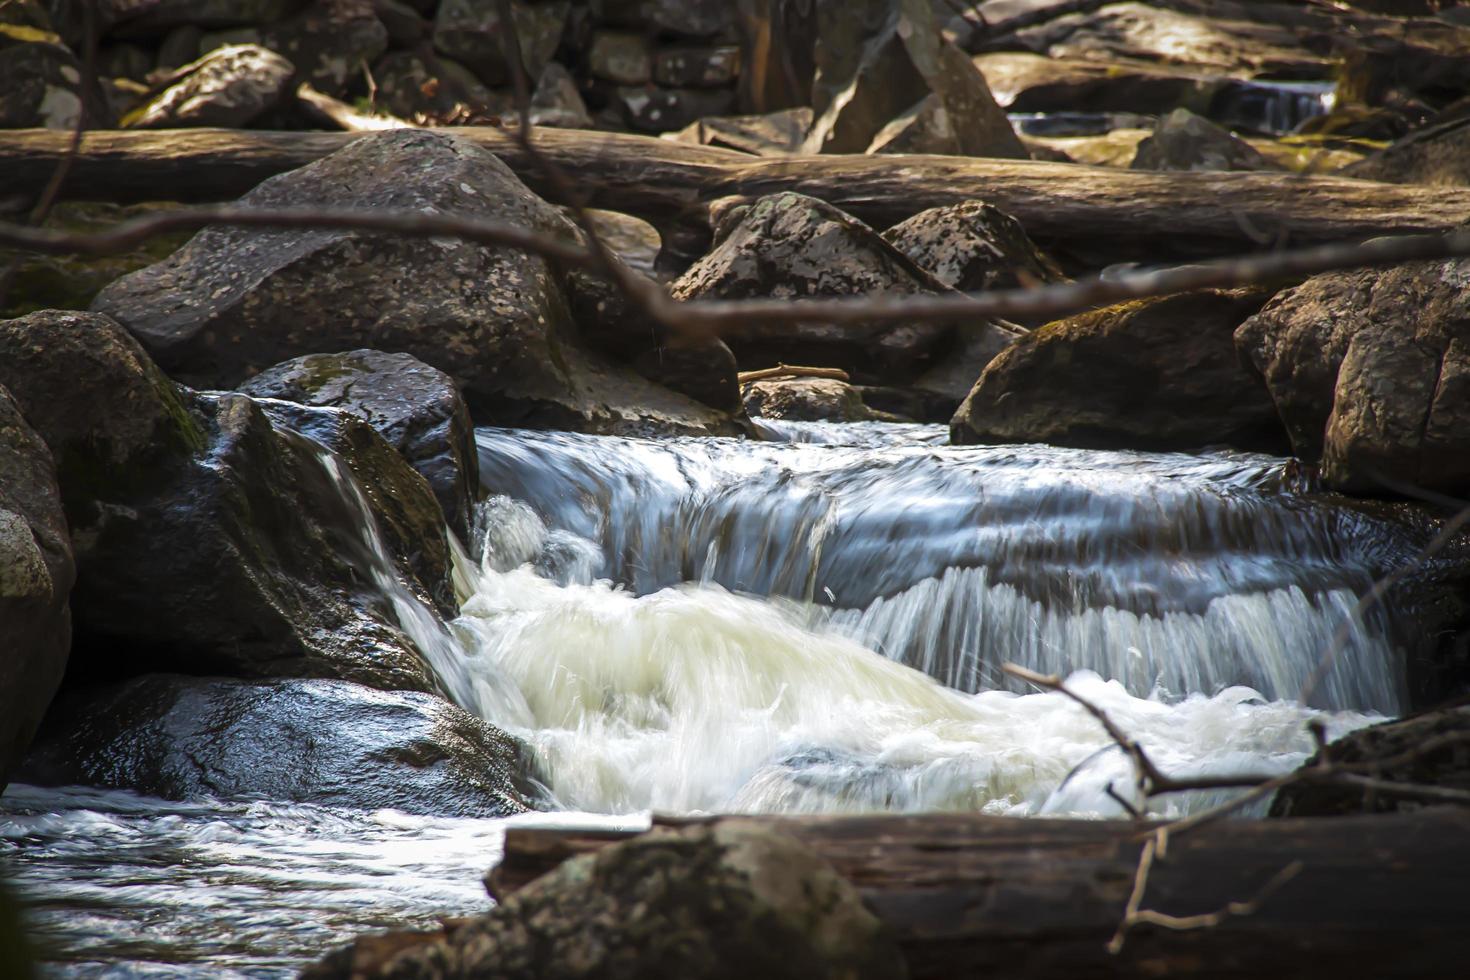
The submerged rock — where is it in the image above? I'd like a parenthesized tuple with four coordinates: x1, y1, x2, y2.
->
(122, 44, 293, 129)
(953, 289, 1286, 453)
(0, 310, 449, 694)
(1130, 108, 1279, 172)
(1236, 258, 1470, 495)
(240, 350, 480, 544)
(93, 129, 740, 435)
(0, 388, 73, 790)
(1270, 706, 1470, 817)
(19, 675, 535, 817)
(305, 821, 903, 980)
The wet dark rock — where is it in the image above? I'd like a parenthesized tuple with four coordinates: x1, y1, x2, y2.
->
(239, 350, 481, 543)
(1342, 116, 1470, 187)
(590, 0, 733, 38)
(122, 44, 293, 129)
(883, 202, 1066, 296)
(1130, 108, 1279, 172)
(671, 107, 812, 156)
(0, 14, 109, 129)
(588, 29, 652, 84)
(671, 192, 1013, 389)
(1236, 258, 1470, 496)
(432, 0, 568, 89)
(744, 378, 898, 423)
(1270, 706, 1470, 817)
(372, 0, 428, 47)
(953, 289, 1286, 453)
(0, 388, 73, 790)
(304, 822, 903, 980)
(613, 83, 736, 133)
(93, 129, 740, 436)
(654, 44, 740, 88)
(20, 675, 535, 817)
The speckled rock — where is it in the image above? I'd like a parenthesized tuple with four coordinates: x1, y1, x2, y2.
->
(883, 202, 1065, 296)
(255, 0, 388, 97)
(371, 49, 506, 121)
(671, 192, 1010, 388)
(20, 675, 536, 817)
(239, 350, 480, 542)
(432, 0, 569, 88)
(954, 289, 1286, 453)
(304, 821, 905, 980)
(93, 129, 742, 435)
(122, 44, 293, 129)
(588, 29, 651, 85)
(1236, 258, 1470, 495)
(654, 44, 740, 88)
(1342, 117, 1470, 187)
(1271, 707, 1470, 817)
(1131, 109, 1279, 173)
(743, 377, 895, 423)
(0, 387, 73, 791)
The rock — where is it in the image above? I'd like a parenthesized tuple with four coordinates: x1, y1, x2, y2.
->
(1341, 116, 1470, 187)
(614, 83, 736, 133)
(433, 0, 569, 89)
(743, 377, 898, 422)
(0, 15, 108, 129)
(1235, 258, 1470, 495)
(529, 60, 591, 129)
(805, 0, 1024, 158)
(0, 388, 73, 790)
(588, 29, 652, 85)
(257, 0, 389, 97)
(882, 201, 1066, 297)
(154, 24, 202, 70)
(974, 50, 1221, 116)
(1130, 108, 1280, 172)
(577, 209, 662, 279)
(0, 310, 451, 694)
(371, 50, 506, 121)
(239, 350, 480, 543)
(654, 44, 741, 88)
(108, 0, 306, 36)
(590, 0, 733, 38)
(953, 289, 1287, 453)
(97, 42, 152, 81)
(1270, 706, 1470, 817)
(122, 44, 294, 129)
(93, 129, 740, 436)
(372, 0, 428, 47)
(304, 821, 904, 980)
(19, 675, 535, 817)
(670, 191, 964, 384)
(670, 107, 812, 156)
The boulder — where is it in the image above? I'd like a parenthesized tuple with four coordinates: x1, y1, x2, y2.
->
(671, 191, 980, 385)
(107, 0, 305, 36)
(882, 201, 1066, 296)
(92, 129, 740, 435)
(371, 50, 506, 122)
(0, 14, 109, 129)
(239, 350, 480, 543)
(588, 29, 652, 85)
(670, 107, 813, 156)
(0, 388, 73, 790)
(303, 822, 904, 980)
(590, 0, 733, 38)
(529, 61, 591, 129)
(372, 0, 428, 47)
(974, 51, 1221, 116)
(122, 44, 294, 129)
(19, 675, 535, 817)
(654, 44, 741, 88)
(1341, 116, 1470, 187)
(743, 377, 898, 423)
(613, 83, 736, 133)
(1270, 706, 1470, 817)
(1130, 108, 1280, 172)
(432, 0, 568, 89)
(0, 310, 451, 694)
(194, 0, 386, 97)
(1235, 258, 1470, 495)
(953, 289, 1287, 452)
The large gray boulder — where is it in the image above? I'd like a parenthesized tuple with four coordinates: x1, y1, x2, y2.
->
(305, 821, 905, 980)
(19, 675, 535, 817)
(93, 129, 739, 435)
(0, 387, 73, 790)
(239, 350, 481, 543)
(0, 310, 451, 695)
(1236, 258, 1470, 495)
(953, 289, 1286, 453)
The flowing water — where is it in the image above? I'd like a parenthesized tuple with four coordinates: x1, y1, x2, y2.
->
(4, 420, 1418, 976)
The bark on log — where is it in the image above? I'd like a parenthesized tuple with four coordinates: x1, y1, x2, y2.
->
(490, 810, 1470, 979)
(4, 127, 1469, 267)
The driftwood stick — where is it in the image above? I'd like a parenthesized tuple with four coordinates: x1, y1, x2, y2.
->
(294, 83, 413, 132)
(737, 364, 853, 384)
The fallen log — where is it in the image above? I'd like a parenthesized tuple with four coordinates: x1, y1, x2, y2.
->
(489, 810, 1470, 979)
(4, 127, 1470, 267)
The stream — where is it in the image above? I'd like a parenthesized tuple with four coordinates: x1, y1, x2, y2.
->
(3, 420, 1408, 976)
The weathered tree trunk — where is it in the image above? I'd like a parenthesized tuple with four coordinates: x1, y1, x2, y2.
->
(4, 127, 1469, 268)
(490, 810, 1470, 980)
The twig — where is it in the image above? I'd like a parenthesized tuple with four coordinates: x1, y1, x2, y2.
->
(737, 364, 852, 384)
(296, 83, 412, 132)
